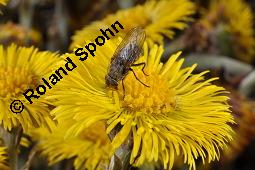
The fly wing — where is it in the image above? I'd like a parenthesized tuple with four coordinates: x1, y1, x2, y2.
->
(110, 27, 146, 64)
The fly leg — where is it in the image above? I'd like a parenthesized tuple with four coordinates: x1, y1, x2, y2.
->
(131, 62, 149, 76)
(129, 68, 150, 87)
(122, 78, 125, 100)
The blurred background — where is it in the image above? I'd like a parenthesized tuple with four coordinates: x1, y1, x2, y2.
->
(0, 0, 255, 170)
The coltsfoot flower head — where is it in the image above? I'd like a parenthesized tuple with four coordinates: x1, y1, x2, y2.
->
(49, 39, 234, 169)
(0, 44, 61, 132)
(223, 90, 255, 161)
(0, 22, 42, 46)
(70, 0, 195, 49)
(199, 0, 255, 62)
(31, 121, 112, 170)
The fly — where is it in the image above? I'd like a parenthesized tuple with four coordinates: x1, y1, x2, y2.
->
(105, 27, 149, 94)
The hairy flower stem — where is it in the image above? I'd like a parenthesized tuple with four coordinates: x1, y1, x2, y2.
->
(9, 126, 23, 170)
(22, 145, 38, 170)
(108, 124, 133, 170)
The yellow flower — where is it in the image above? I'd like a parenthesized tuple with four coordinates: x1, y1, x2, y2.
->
(0, 44, 60, 132)
(222, 90, 255, 161)
(0, 0, 7, 6)
(49, 39, 234, 169)
(69, 0, 195, 49)
(0, 22, 42, 46)
(31, 121, 112, 170)
(0, 0, 8, 14)
(0, 147, 8, 170)
(200, 0, 255, 62)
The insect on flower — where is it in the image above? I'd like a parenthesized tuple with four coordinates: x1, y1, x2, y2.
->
(105, 27, 149, 93)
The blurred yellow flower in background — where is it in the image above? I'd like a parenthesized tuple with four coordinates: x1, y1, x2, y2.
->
(70, 0, 195, 50)
(0, 0, 7, 6)
(0, 22, 42, 47)
(223, 90, 255, 161)
(0, 44, 60, 132)
(48, 38, 234, 169)
(31, 121, 112, 170)
(200, 0, 255, 62)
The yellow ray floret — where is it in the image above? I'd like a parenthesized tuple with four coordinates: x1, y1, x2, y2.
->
(0, 44, 61, 132)
(0, 147, 8, 170)
(49, 39, 234, 169)
(70, 0, 195, 50)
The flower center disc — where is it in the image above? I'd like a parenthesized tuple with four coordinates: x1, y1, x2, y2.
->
(118, 70, 176, 114)
(0, 67, 37, 98)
